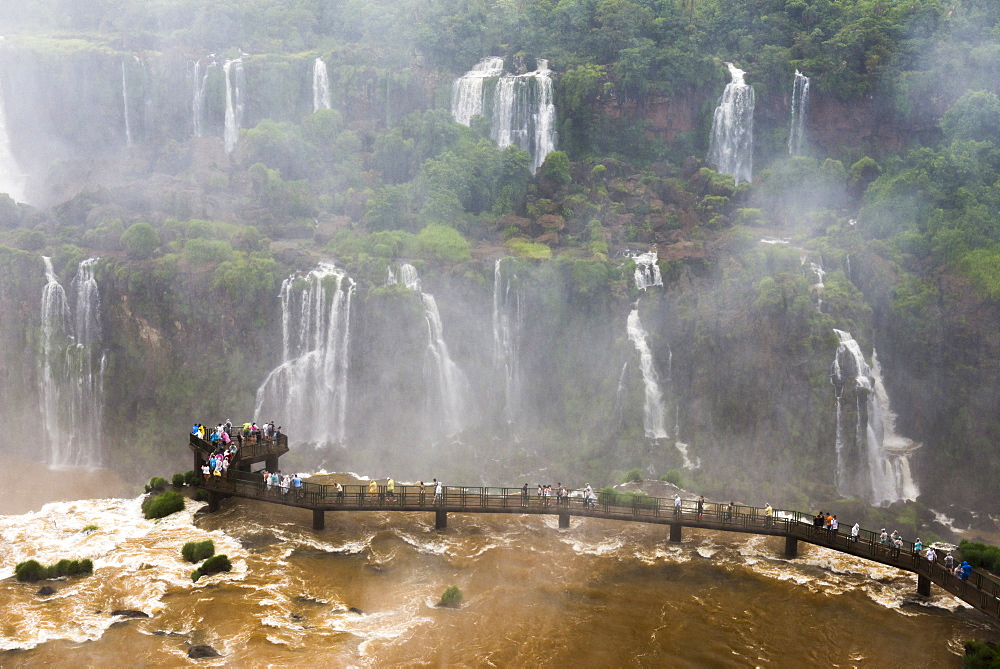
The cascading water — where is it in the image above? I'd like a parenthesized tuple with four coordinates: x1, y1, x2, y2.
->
(223, 58, 245, 154)
(398, 263, 469, 438)
(191, 57, 216, 138)
(493, 258, 521, 425)
(803, 256, 825, 312)
(450, 57, 504, 126)
(831, 330, 920, 504)
(630, 250, 662, 291)
(39, 257, 106, 468)
(451, 57, 557, 174)
(255, 263, 354, 446)
(121, 61, 132, 146)
(708, 63, 755, 185)
(0, 72, 26, 202)
(626, 309, 667, 439)
(788, 70, 810, 156)
(313, 57, 333, 112)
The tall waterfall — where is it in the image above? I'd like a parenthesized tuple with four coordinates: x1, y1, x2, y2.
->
(254, 262, 354, 446)
(451, 57, 557, 174)
(39, 257, 106, 468)
(493, 258, 521, 425)
(708, 63, 755, 185)
(191, 57, 216, 138)
(313, 57, 332, 112)
(0, 72, 26, 202)
(630, 250, 662, 291)
(788, 70, 810, 156)
(223, 58, 245, 154)
(398, 263, 470, 437)
(831, 330, 920, 504)
(803, 257, 825, 312)
(121, 61, 133, 146)
(626, 309, 667, 439)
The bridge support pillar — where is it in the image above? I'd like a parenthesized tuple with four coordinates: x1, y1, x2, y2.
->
(917, 574, 931, 597)
(312, 509, 325, 531)
(435, 510, 447, 530)
(669, 523, 682, 543)
(207, 490, 221, 513)
(784, 535, 798, 558)
(559, 512, 570, 529)
(265, 455, 279, 472)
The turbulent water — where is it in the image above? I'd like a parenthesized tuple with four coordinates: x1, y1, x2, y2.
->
(708, 63, 755, 185)
(1, 470, 994, 665)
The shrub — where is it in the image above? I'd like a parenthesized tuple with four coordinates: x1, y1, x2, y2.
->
(659, 470, 683, 486)
(440, 585, 463, 607)
(598, 488, 658, 509)
(959, 540, 1000, 575)
(143, 490, 185, 520)
(184, 470, 199, 486)
(622, 468, 643, 483)
(14, 558, 93, 581)
(182, 540, 216, 563)
(15, 560, 47, 582)
(192, 554, 232, 582)
(147, 477, 168, 491)
(120, 221, 160, 259)
(172, 473, 186, 487)
(82, 525, 98, 533)
(963, 640, 1000, 668)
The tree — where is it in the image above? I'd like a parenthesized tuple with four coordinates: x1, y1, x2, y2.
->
(941, 91, 1000, 144)
(120, 222, 160, 260)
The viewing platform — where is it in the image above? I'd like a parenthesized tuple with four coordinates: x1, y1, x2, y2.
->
(196, 467, 1000, 625)
(188, 432, 288, 474)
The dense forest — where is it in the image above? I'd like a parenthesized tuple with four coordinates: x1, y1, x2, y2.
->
(0, 0, 998, 538)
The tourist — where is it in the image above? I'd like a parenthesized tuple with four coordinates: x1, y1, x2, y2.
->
(913, 538, 923, 554)
(419, 481, 426, 505)
(335, 481, 344, 503)
(387, 477, 395, 502)
(434, 479, 443, 504)
(270, 470, 280, 495)
(960, 561, 972, 581)
(368, 479, 378, 503)
(556, 483, 563, 506)
(851, 522, 860, 542)
(926, 546, 936, 564)
(586, 488, 597, 508)
(292, 473, 302, 499)
(726, 501, 734, 523)
(262, 469, 271, 491)
(521, 483, 528, 507)
(944, 553, 954, 571)
(281, 473, 290, 496)
(697, 495, 704, 519)
(201, 463, 210, 482)
(674, 494, 682, 517)
(830, 515, 839, 533)
(879, 529, 888, 544)
(764, 502, 773, 527)
(814, 512, 825, 528)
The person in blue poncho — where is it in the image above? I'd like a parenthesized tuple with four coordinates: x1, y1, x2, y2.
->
(960, 561, 972, 580)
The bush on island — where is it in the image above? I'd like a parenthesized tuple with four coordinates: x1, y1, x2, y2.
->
(191, 554, 232, 582)
(182, 539, 216, 563)
(659, 470, 682, 486)
(172, 473, 186, 487)
(622, 468, 643, 483)
(15, 558, 93, 582)
(439, 585, 463, 607)
(143, 490, 185, 519)
(183, 470, 199, 486)
(147, 477, 168, 492)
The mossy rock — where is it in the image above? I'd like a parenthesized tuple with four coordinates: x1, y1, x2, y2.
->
(143, 491, 185, 519)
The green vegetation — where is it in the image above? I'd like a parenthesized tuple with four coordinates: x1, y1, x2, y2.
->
(191, 554, 232, 582)
(15, 558, 94, 582)
(172, 473, 186, 487)
(82, 525, 99, 533)
(622, 468, 643, 483)
(147, 477, 168, 491)
(598, 487, 658, 509)
(143, 491, 185, 520)
(181, 540, 216, 564)
(659, 470, 682, 487)
(963, 641, 1000, 668)
(959, 540, 1000, 575)
(439, 585, 464, 607)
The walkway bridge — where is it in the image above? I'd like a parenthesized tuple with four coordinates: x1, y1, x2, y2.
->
(195, 468, 1000, 624)
(188, 432, 288, 474)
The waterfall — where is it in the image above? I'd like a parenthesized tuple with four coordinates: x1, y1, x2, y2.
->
(121, 61, 133, 146)
(493, 258, 521, 424)
(708, 63, 755, 185)
(0, 72, 26, 202)
(831, 330, 920, 504)
(788, 70, 810, 156)
(39, 257, 106, 468)
(803, 257, 825, 312)
(451, 57, 504, 126)
(626, 309, 667, 439)
(313, 58, 332, 111)
(223, 59, 245, 154)
(630, 250, 662, 291)
(451, 57, 557, 174)
(191, 58, 216, 138)
(399, 263, 469, 437)
(255, 262, 354, 446)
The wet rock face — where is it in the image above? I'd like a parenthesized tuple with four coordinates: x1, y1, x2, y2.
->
(111, 609, 150, 618)
(36, 585, 56, 596)
(188, 645, 221, 658)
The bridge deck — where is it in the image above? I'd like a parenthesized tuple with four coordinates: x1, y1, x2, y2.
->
(188, 433, 288, 468)
(199, 471, 1000, 624)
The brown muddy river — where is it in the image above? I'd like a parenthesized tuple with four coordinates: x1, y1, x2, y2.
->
(1, 467, 997, 666)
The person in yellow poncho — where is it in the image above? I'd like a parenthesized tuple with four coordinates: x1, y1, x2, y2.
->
(368, 479, 377, 503)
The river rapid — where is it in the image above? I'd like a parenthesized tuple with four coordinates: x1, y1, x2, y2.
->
(2, 467, 998, 666)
